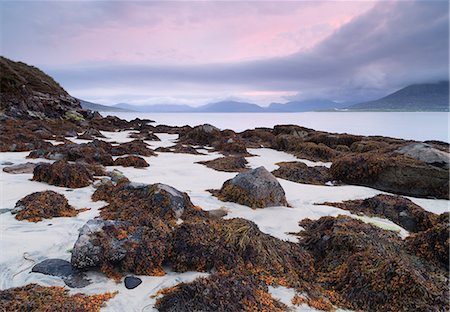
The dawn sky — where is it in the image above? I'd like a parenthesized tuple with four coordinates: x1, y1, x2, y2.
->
(1, 0, 448, 106)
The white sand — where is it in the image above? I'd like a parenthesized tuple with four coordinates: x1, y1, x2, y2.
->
(0, 131, 448, 311)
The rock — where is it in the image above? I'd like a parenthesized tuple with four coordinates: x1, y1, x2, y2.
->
(128, 131, 160, 141)
(240, 128, 276, 148)
(109, 169, 127, 183)
(33, 160, 93, 188)
(331, 152, 449, 199)
(275, 136, 338, 162)
(319, 194, 436, 233)
(13, 191, 87, 222)
(77, 128, 106, 140)
(155, 274, 286, 312)
(197, 156, 248, 172)
(31, 259, 90, 288)
(155, 144, 204, 155)
(71, 219, 170, 279)
(297, 216, 448, 311)
(272, 161, 331, 185)
(124, 276, 142, 289)
(212, 166, 288, 208)
(3, 162, 40, 174)
(113, 155, 149, 168)
(1, 161, 13, 165)
(397, 143, 449, 169)
(111, 140, 156, 157)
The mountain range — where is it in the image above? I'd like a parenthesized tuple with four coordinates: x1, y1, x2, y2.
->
(80, 81, 449, 113)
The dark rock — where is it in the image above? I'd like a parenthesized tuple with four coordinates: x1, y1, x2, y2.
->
(128, 131, 160, 141)
(77, 128, 106, 140)
(31, 259, 91, 288)
(3, 162, 40, 174)
(124, 276, 142, 289)
(113, 155, 149, 168)
(240, 128, 276, 148)
(319, 194, 436, 232)
(13, 190, 87, 222)
(1, 161, 13, 165)
(197, 156, 248, 172)
(32, 160, 93, 188)
(331, 152, 449, 199)
(111, 140, 156, 157)
(155, 144, 204, 155)
(275, 136, 338, 162)
(272, 161, 331, 185)
(212, 166, 288, 208)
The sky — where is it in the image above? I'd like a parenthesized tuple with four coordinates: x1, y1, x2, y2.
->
(1, 0, 448, 106)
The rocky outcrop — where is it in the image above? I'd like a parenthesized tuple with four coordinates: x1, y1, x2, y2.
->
(396, 143, 449, 169)
(113, 155, 149, 168)
(32, 160, 94, 188)
(128, 130, 160, 141)
(197, 156, 248, 172)
(110, 140, 156, 157)
(297, 216, 448, 311)
(77, 128, 105, 140)
(155, 144, 204, 155)
(319, 194, 436, 232)
(272, 161, 331, 185)
(71, 219, 170, 279)
(12, 191, 87, 222)
(0, 56, 84, 120)
(331, 152, 449, 199)
(211, 166, 288, 208)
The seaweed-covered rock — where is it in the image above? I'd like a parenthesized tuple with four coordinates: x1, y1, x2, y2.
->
(155, 274, 286, 312)
(0, 284, 115, 312)
(2, 162, 40, 174)
(113, 155, 149, 168)
(240, 128, 276, 148)
(128, 131, 160, 141)
(331, 152, 449, 199)
(12, 191, 87, 222)
(178, 124, 221, 146)
(197, 156, 248, 172)
(111, 139, 156, 157)
(319, 194, 436, 232)
(155, 144, 204, 155)
(397, 143, 449, 169)
(71, 219, 170, 279)
(275, 136, 337, 162)
(170, 218, 313, 287)
(28, 141, 114, 165)
(212, 166, 288, 208)
(93, 181, 204, 225)
(77, 128, 106, 140)
(33, 160, 93, 188)
(297, 216, 448, 311)
(272, 162, 331, 185)
(406, 212, 449, 270)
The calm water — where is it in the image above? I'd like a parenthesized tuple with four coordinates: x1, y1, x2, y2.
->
(105, 112, 449, 142)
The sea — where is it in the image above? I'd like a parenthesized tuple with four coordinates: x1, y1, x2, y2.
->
(103, 112, 449, 142)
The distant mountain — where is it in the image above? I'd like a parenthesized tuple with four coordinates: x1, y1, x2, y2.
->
(114, 103, 194, 112)
(79, 99, 133, 112)
(268, 99, 347, 112)
(347, 81, 449, 111)
(197, 100, 264, 112)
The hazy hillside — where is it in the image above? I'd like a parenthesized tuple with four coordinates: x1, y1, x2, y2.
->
(79, 99, 133, 112)
(268, 99, 347, 112)
(348, 81, 449, 111)
(198, 100, 264, 112)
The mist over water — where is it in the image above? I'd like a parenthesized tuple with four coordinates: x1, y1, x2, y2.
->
(105, 112, 449, 142)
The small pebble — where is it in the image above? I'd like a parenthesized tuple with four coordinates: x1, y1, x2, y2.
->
(124, 276, 142, 289)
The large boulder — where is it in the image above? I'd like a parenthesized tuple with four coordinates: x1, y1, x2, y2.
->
(12, 190, 87, 222)
(71, 219, 170, 279)
(32, 160, 94, 188)
(331, 152, 449, 199)
(212, 166, 288, 208)
(396, 143, 449, 169)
